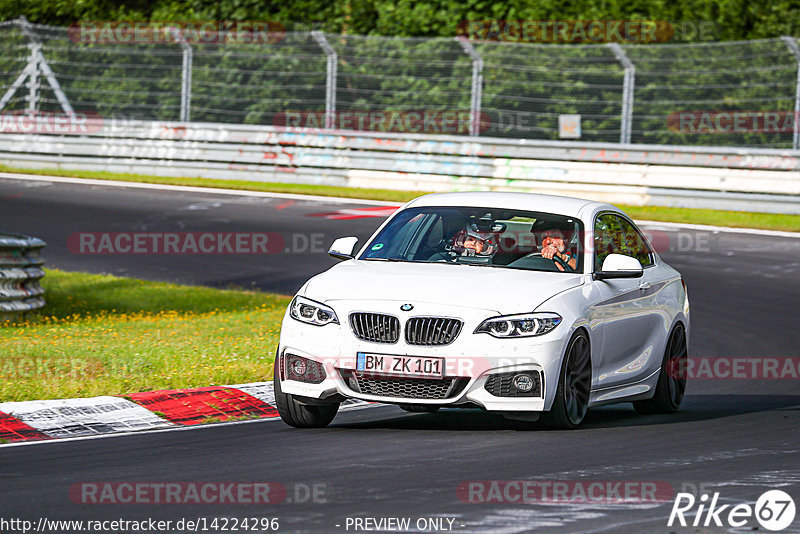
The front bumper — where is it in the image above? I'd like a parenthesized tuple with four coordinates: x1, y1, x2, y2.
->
(277, 301, 571, 412)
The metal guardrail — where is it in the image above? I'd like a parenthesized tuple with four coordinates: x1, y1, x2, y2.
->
(17, 119, 800, 169)
(0, 233, 46, 318)
(1, 120, 799, 214)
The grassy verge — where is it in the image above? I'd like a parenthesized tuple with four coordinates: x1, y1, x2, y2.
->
(0, 269, 290, 402)
(2, 163, 799, 232)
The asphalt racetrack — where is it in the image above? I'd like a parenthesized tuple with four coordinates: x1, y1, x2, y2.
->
(1, 174, 799, 533)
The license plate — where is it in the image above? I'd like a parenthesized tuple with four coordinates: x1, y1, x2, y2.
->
(356, 352, 444, 379)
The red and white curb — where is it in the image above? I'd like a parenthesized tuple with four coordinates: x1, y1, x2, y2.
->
(0, 382, 371, 444)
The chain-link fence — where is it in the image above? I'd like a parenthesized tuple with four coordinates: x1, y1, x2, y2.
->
(2, 18, 800, 148)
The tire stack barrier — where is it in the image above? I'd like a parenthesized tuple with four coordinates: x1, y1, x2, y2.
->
(0, 233, 46, 319)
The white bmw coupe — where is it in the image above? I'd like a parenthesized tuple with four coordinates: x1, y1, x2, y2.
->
(274, 192, 689, 429)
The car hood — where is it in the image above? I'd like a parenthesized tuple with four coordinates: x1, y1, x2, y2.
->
(303, 260, 583, 314)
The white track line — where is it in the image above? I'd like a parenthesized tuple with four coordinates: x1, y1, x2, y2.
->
(3, 172, 798, 237)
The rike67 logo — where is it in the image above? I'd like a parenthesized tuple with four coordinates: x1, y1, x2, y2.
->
(669, 489, 796, 531)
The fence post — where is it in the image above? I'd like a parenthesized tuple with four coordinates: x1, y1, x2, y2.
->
(25, 43, 40, 115)
(781, 36, 800, 150)
(608, 43, 635, 144)
(456, 36, 483, 137)
(169, 27, 192, 122)
(12, 16, 75, 116)
(311, 31, 337, 129)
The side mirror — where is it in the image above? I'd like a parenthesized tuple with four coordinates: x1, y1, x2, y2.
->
(328, 236, 359, 261)
(595, 253, 643, 280)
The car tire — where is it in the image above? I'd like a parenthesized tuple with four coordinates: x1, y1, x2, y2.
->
(399, 404, 440, 413)
(540, 330, 592, 430)
(273, 364, 339, 428)
(634, 323, 688, 415)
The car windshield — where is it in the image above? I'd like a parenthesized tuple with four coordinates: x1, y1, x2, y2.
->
(360, 206, 583, 273)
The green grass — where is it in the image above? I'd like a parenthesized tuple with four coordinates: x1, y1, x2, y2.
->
(2, 163, 799, 231)
(0, 269, 290, 402)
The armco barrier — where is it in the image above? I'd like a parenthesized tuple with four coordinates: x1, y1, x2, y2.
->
(0, 233, 46, 317)
(1, 120, 799, 213)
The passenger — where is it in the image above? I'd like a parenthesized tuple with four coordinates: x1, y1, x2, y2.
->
(452, 226, 497, 258)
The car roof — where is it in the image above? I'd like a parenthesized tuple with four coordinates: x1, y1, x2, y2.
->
(404, 192, 616, 219)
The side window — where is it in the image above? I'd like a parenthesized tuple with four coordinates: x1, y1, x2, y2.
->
(594, 214, 629, 269)
(594, 213, 653, 270)
(617, 217, 654, 267)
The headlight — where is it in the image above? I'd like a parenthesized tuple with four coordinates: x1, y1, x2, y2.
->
(289, 296, 339, 326)
(475, 312, 562, 338)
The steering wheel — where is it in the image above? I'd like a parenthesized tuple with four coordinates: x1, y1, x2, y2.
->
(551, 253, 573, 271)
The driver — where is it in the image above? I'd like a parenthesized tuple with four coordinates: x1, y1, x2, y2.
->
(540, 228, 577, 271)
